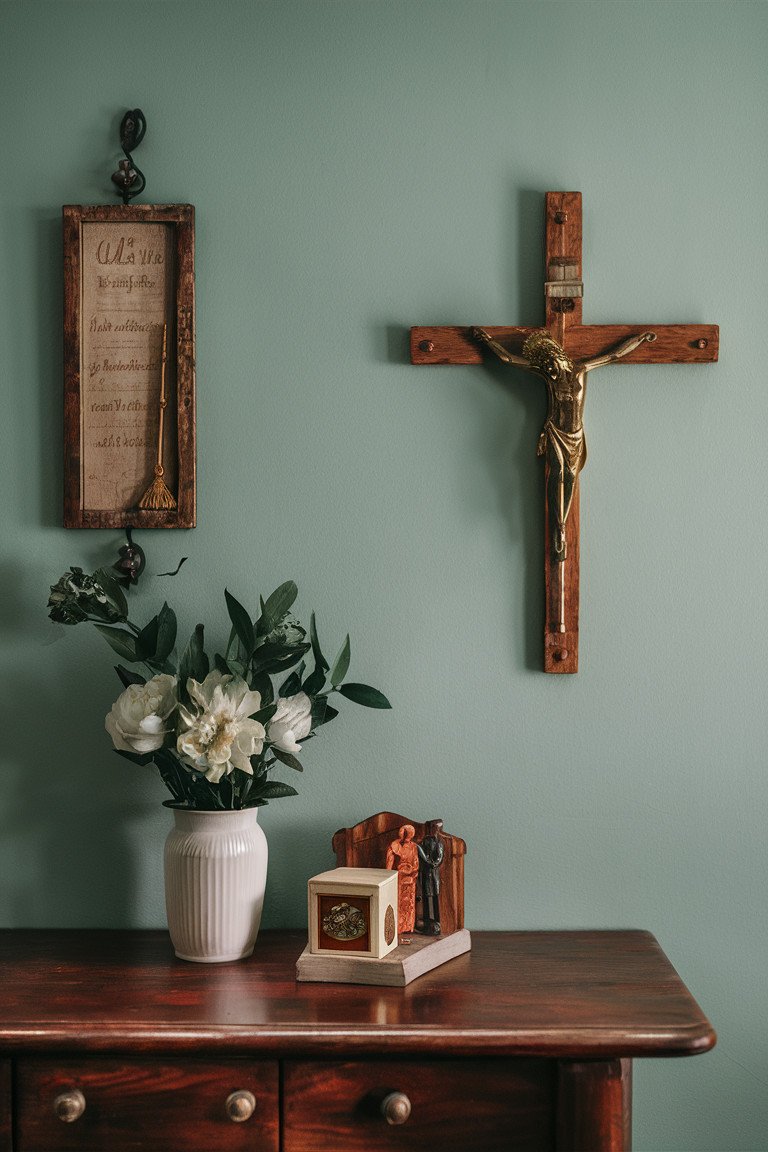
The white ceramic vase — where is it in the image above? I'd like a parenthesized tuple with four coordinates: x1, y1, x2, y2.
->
(164, 806, 268, 963)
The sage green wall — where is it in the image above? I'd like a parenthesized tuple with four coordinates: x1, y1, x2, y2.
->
(1, 0, 765, 1147)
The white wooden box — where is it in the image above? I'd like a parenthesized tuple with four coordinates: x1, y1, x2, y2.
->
(308, 867, 398, 959)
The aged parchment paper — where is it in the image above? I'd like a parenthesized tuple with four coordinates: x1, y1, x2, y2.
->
(80, 222, 177, 511)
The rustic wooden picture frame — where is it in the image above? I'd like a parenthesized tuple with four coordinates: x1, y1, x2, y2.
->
(63, 204, 196, 528)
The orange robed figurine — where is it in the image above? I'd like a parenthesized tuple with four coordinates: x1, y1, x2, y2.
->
(386, 824, 419, 933)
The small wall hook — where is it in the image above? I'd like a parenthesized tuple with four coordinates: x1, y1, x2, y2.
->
(112, 526, 146, 585)
(111, 109, 146, 204)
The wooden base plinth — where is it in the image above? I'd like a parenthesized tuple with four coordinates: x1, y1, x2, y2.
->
(296, 928, 472, 987)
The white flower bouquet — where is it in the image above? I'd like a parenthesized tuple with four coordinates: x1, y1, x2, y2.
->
(48, 567, 390, 810)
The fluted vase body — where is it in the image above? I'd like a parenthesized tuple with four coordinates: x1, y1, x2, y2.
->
(164, 807, 268, 963)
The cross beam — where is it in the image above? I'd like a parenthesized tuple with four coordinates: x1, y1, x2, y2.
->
(411, 191, 719, 673)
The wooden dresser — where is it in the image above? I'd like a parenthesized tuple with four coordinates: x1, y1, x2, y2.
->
(0, 929, 714, 1151)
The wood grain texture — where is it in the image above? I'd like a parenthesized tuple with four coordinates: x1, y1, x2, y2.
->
(0, 1060, 10, 1152)
(545, 191, 583, 341)
(561, 324, 719, 364)
(557, 1060, 632, 1152)
(16, 1058, 278, 1152)
(332, 811, 466, 935)
(0, 931, 714, 1152)
(544, 476, 579, 674)
(410, 325, 537, 364)
(543, 193, 583, 669)
(62, 206, 83, 530)
(283, 1058, 556, 1152)
(63, 204, 196, 529)
(0, 930, 714, 1059)
(410, 324, 718, 366)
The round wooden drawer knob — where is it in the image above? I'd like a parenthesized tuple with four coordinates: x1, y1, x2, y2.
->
(54, 1089, 86, 1123)
(381, 1091, 412, 1125)
(225, 1089, 256, 1122)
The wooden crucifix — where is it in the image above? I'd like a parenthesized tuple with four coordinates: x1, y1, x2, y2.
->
(411, 191, 719, 673)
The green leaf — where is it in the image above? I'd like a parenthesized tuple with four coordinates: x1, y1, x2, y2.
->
(279, 663, 305, 697)
(315, 698, 338, 726)
(309, 611, 329, 672)
(250, 672, 274, 707)
(93, 567, 129, 618)
(233, 768, 253, 804)
(154, 603, 177, 663)
(95, 625, 141, 662)
(257, 580, 298, 635)
(272, 747, 304, 772)
(310, 695, 327, 727)
(113, 747, 154, 767)
(258, 780, 299, 799)
(225, 589, 255, 659)
(178, 624, 209, 700)
(214, 653, 232, 676)
(152, 750, 190, 803)
(302, 665, 326, 696)
(218, 775, 235, 810)
(337, 683, 392, 709)
(330, 634, 351, 689)
(251, 703, 278, 725)
(137, 615, 159, 660)
(310, 696, 339, 727)
(252, 642, 310, 676)
(115, 664, 146, 689)
(249, 754, 269, 778)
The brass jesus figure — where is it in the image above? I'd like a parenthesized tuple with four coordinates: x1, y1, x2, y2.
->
(471, 327, 657, 563)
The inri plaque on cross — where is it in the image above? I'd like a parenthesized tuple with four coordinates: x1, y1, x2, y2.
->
(411, 191, 718, 674)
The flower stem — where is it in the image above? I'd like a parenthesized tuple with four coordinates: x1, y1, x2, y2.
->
(225, 626, 236, 661)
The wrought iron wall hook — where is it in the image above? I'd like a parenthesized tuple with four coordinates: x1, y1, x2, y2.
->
(111, 109, 146, 204)
(112, 525, 146, 585)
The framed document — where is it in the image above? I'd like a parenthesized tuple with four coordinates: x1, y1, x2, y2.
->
(63, 204, 196, 528)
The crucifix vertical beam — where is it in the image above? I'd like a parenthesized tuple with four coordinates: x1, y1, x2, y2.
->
(410, 190, 718, 673)
(542, 192, 583, 671)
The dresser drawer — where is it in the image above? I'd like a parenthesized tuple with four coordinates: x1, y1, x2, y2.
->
(283, 1058, 555, 1151)
(16, 1058, 278, 1152)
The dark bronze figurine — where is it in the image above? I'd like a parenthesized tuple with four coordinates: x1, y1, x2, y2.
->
(416, 820, 444, 936)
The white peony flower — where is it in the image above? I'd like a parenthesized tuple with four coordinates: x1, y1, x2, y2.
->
(105, 674, 178, 755)
(176, 671, 265, 783)
(268, 692, 312, 754)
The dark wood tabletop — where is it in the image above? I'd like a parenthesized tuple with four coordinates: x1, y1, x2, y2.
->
(0, 929, 715, 1060)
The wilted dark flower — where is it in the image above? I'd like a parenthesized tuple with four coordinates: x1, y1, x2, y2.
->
(265, 614, 306, 646)
(48, 567, 125, 625)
